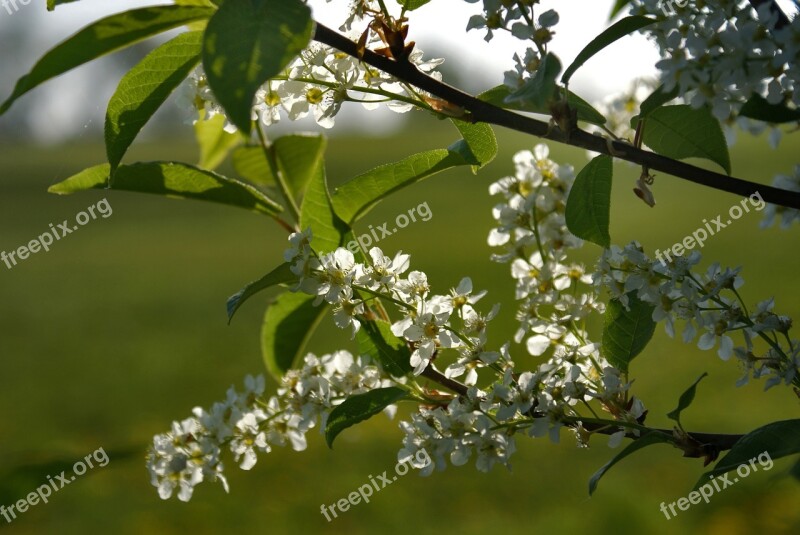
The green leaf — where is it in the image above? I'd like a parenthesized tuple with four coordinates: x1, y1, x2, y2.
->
(696, 419, 800, 488)
(609, 0, 633, 19)
(739, 95, 800, 124)
(357, 320, 413, 377)
(202, 0, 313, 133)
(332, 150, 461, 225)
(195, 113, 243, 170)
(666, 373, 708, 428)
(271, 134, 328, 201)
(506, 53, 562, 108)
(233, 135, 327, 194)
(449, 120, 498, 171)
(565, 155, 613, 248)
(639, 84, 679, 118)
(601, 293, 657, 374)
(48, 162, 283, 215)
(398, 0, 431, 10)
(641, 105, 732, 174)
(562, 16, 656, 85)
(261, 292, 327, 380)
(227, 262, 294, 322)
(105, 31, 204, 173)
(325, 387, 408, 448)
(1, 6, 214, 115)
(232, 146, 275, 186)
(300, 164, 349, 254)
(479, 85, 607, 126)
(589, 432, 672, 495)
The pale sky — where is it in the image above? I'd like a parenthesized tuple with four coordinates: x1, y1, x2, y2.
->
(0, 0, 794, 141)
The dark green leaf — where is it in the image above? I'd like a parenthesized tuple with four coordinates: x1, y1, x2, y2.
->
(506, 53, 562, 108)
(562, 16, 656, 85)
(106, 31, 204, 173)
(641, 105, 731, 175)
(195, 113, 243, 170)
(639, 84, 679, 117)
(1, 6, 214, 115)
(261, 292, 327, 379)
(565, 155, 613, 248)
(601, 293, 657, 374)
(666, 373, 708, 428)
(449, 120, 497, 170)
(202, 0, 313, 133)
(357, 320, 413, 377)
(227, 262, 294, 322)
(479, 85, 607, 126)
(325, 387, 408, 448)
(300, 164, 349, 254)
(696, 419, 800, 487)
(589, 432, 672, 495)
(739, 95, 800, 124)
(48, 162, 282, 215)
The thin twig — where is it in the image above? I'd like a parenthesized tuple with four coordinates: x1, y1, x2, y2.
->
(313, 23, 800, 210)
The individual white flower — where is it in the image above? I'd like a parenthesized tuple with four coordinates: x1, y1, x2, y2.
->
(230, 411, 270, 470)
(697, 311, 735, 360)
(252, 82, 284, 126)
(356, 247, 410, 290)
(315, 248, 357, 303)
(399, 307, 460, 375)
(332, 287, 364, 338)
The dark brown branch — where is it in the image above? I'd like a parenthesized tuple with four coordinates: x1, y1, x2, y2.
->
(418, 362, 743, 455)
(313, 22, 800, 210)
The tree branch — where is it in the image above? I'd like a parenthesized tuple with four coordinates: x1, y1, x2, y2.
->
(418, 361, 743, 456)
(313, 22, 800, 210)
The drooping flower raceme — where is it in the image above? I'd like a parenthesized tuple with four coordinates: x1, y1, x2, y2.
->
(147, 352, 398, 501)
(595, 243, 800, 389)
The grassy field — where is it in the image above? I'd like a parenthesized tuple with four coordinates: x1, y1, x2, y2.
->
(0, 116, 799, 534)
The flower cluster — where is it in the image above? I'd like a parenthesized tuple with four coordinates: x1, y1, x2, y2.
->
(485, 144, 646, 442)
(464, 0, 558, 44)
(630, 0, 800, 120)
(146, 351, 396, 501)
(180, 37, 443, 130)
(284, 233, 501, 378)
(596, 243, 800, 389)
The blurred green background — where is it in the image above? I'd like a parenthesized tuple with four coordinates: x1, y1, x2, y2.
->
(1, 115, 799, 534)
